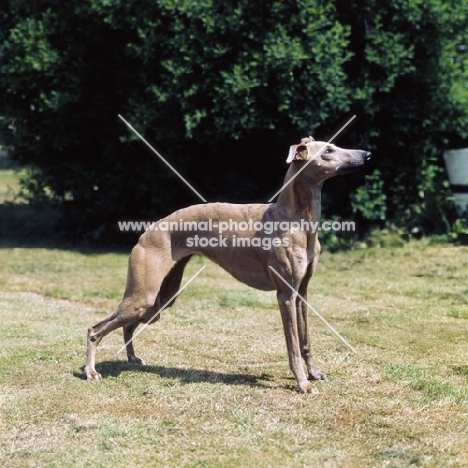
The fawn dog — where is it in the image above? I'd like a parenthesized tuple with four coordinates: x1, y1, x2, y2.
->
(85, 137, 371, 393)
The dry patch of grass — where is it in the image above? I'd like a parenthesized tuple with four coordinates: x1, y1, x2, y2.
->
(0, 241, 468, 467)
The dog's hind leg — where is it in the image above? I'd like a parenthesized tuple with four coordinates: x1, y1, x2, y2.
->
(122, 255, 193, 366)
(158, 255, 193, 306)
(85, 300, 138, 380)
(85, 241, 177, 381)
(123, 320, 145, 365)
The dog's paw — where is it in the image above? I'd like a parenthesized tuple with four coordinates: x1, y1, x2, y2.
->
(299, 381, 320, 394)
(85, 367, 102, 381)
(309, 369, 328, 382)
(128, 355, 146, 365)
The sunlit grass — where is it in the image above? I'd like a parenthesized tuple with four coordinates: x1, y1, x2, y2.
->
(1, 241, 468, 467)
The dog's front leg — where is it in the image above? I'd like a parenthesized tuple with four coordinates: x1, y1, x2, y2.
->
(297, 263, 327, 382)
(277, 289, 319, 394)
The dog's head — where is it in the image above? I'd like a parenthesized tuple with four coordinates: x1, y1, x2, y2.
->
(287, 137, 371, 181)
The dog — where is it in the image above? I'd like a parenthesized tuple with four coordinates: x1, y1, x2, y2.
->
(85, 137, 371, 393)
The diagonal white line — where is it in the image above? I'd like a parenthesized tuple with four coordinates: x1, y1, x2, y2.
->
(117, 265, 206, 355)
(267, 115, 356, 202)
(118, 114, 207, 203)
(268, 266, 358, 354)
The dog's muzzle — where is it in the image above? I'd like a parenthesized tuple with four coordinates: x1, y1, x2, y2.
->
(362, 151, 372, 162)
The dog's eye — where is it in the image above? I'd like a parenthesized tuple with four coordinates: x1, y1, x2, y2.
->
(321, 148, 334, 160)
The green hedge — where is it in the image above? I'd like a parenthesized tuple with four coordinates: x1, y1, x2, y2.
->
(1, 0, 467, 241)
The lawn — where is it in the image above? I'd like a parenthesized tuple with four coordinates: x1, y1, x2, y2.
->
(1, 157, 468, 467)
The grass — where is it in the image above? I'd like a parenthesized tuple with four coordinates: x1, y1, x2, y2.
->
(0, 147, 23, 202)
(1, 156, 468, 466)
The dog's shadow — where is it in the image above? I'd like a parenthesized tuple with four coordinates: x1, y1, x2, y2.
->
(74, 361, 283, 389)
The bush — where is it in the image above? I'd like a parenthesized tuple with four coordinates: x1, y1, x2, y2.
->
(1, 0, 467, 242)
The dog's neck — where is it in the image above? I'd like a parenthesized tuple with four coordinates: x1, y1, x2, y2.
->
(275, 165, 323, 222)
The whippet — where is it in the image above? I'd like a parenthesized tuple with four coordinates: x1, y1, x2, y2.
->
(85, 137, 371, 393)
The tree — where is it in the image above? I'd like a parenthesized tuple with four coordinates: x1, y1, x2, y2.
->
(1, 0, 467, 241)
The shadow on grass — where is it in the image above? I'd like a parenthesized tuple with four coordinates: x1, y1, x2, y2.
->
(74, 360, 277, 389)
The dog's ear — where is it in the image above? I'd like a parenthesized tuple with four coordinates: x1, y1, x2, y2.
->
(301, 136, 315, 144)
(286, 144, 309, 163)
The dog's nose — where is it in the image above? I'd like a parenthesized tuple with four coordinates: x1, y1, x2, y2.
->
(363, 151, 372, 162)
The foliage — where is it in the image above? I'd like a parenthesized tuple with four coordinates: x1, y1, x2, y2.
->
(1, 0, 468, 241)
(351, 169, 386, 222)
